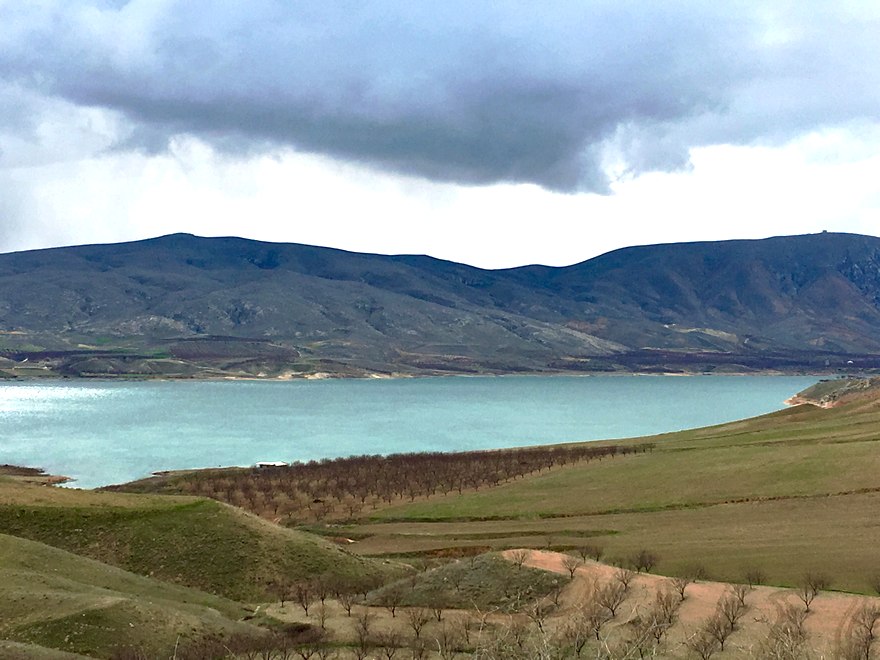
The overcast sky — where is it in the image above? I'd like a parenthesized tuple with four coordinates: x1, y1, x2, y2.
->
(1, 1, 878, 268)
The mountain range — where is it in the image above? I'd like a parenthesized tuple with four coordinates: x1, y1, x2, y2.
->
(2, 231, 880, 378)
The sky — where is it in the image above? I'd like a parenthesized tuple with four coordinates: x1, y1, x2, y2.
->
(1, 1, 879, 269)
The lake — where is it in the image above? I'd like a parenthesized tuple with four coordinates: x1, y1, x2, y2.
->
(0, 375, 817, 488)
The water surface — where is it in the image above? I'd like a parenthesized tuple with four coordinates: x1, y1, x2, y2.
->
(0, 375, 816, 488)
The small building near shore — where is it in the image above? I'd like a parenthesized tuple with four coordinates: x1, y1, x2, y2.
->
(254, 461, 289, 468)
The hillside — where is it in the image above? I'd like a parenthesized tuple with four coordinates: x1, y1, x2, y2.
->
(0, 480, 394, 602)
(2, 232, 880, 377)
(0, 533, 265, 658)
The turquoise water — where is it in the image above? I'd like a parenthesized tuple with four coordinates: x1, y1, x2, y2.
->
(0, 375, 816, 488)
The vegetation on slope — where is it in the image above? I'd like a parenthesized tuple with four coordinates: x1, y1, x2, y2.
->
(0, 533, 266, 658)
(365, 552, 568, 612)
(0, 481, 395, 602)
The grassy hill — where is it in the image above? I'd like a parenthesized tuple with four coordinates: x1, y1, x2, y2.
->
(0, 533, 266, 658)
(0, 481, 395, 602)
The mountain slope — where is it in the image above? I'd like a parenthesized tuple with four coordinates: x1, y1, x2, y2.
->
(2, 232, 879, 376)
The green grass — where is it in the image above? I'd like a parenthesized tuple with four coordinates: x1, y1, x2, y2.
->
(366, 553, 567, 612)
(344, 395, 880, 591)
(0, 641, 90, 659)
(0, 533, 262, 658)
(0, 482, 395, 602)
(372, 399, 880, 520)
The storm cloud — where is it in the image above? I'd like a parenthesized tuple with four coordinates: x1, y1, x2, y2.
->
(1, 1, 879, 192)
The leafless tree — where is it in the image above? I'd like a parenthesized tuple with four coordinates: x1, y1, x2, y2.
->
(382, 584, 405, 618)
(377, 630, 402, 659)
(670, 576, 693, 602)
(338, 591, 357, 617)
(596, 581, 627, 618)
(613, 567, 635, 591)
(316, 604, 328, 631)
(294, 580, 315, 616)
(837, 603, 880, 660)
(406, 607, 431, 639)
(685, 629, 719, 660)
(578, 543, 603, 563)
(353, 611, 374, 660)
(760, 602, 809, 660)
(797, 572, 830, 612)
(631, 549, 659, 574)
(704, 613, 733, 652)
(432, 624, 460, 660)
(562, 554, 583, 578)
(744, 567, 766, 588)
(718, 592, 745, 630)
(732, 583, 750, 608)
(526, 601, 553, 634)
(510, 549, 529, 569)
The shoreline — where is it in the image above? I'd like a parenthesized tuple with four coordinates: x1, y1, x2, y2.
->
(0, 368, 843, 385)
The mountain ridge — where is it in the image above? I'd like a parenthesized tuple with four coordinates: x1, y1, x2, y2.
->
(2, 231, 880, 377)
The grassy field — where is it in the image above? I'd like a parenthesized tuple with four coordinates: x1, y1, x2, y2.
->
(332, 392, 880, 592)
(0, 480, 395, 602)
(0, 533, 265, 658)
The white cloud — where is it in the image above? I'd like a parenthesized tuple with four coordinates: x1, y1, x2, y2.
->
(3, 125, 878, 268)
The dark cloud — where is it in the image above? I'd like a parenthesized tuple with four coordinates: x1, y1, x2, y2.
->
(0, 1, 878, 192)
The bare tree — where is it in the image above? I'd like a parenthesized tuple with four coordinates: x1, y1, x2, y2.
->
(686, 630, 719, 660)
(294, 580, 315, 616)
(744, 567, 766, 588)
(509, 549, 529, 569)
(432, 624, 460, 660)
(760, 602, 809, 659)
(562, 554, 583, 578)
(613, 567, 635, 591)
(670, 576, 693, 602)
(353, 611, 374, 660)
(732, 583, 750, 608)
(454, 613, 475, 647)
(577, 543, 603, 563)
(718, 592, 746, 630)
(837, 603, 880, 660)
(631, 549, 659, 573)
(650, 589, 680, 643)
(559, 614, 591, 657)
(316, 604, 328, 631)
(377, 630, 402, 660)
(704, 613, 733, 652)
(338, 591, 357, 617)
(797, 572, 830, 612)
(271, 577, 292, 608)
(406, 608, 431, 640)
(525, 601, 553, 634)
(596, 581, 627, 618)
(381, 584, 404, 618)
